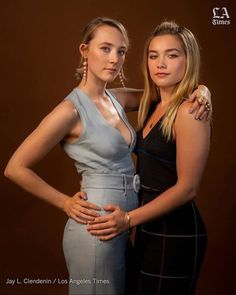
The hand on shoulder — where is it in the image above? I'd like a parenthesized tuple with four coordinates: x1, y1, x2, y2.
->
(175, 100, 210, 152)
(176, 100, 210, 128)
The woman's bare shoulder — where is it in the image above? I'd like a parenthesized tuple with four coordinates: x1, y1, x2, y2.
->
(48, 99, 79, 122)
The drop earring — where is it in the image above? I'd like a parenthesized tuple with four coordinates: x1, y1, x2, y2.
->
(119, 69, 125, 88)
(83, 57, 88, 84)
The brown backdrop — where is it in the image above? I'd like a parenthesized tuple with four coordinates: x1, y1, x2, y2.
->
(1, 0, 235, 294)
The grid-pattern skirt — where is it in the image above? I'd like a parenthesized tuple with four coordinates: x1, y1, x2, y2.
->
(133, 191, 207, 295)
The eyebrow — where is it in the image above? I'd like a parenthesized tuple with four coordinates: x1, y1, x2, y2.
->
(99, 42, 127, 49)
(148, 48, 182, 53)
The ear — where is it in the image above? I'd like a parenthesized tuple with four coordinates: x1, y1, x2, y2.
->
(79, 43, 88, 58)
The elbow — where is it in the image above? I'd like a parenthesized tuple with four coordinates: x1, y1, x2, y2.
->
(185, 186, 198, 202)
(4, 164, 13, 179)
(4, 162, 18, 181)
(176, 182, 198, 202)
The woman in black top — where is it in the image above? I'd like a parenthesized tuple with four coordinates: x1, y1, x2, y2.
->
(87, 21, 211, 295)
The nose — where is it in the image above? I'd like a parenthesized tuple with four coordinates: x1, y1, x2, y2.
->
(157, 56, 166, 69)
(109, 51, 119, 64)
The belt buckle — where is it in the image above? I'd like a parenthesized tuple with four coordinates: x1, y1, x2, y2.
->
(133, 174, 140, 193)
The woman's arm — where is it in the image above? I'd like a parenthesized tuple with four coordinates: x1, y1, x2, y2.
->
(110, 85, 212, 120)
(4, 101, 101, 222)
(109, 88, 143, 112)
(87, 100, 210, 239)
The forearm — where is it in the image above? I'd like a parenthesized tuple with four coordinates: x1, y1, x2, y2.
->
(110, 88, 143, 112)
(124, 88, 143, 112)
(114, 87, 143, 92)
(5, 167, 69, 210)
(86, 183, 197, 240)
(129, 183, 196, 228)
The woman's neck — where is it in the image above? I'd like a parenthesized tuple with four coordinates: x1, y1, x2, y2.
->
(78, 76, 107, 102)
(159, 87, 173, 105)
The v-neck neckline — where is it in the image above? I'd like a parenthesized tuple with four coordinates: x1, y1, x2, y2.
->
(142, 118, 163, 140)
(141, 114, 165, 140)
(75, 87, 134, 149)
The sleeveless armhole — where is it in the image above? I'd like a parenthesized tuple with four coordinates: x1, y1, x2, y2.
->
(63, 90, 87, 144)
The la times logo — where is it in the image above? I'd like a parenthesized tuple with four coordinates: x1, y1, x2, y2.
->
(212, 7, 230, 25)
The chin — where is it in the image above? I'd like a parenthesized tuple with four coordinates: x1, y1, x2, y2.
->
(105, 76, 117, 83)
(155, 82, 171, 88)
(154, 79, 177, 89)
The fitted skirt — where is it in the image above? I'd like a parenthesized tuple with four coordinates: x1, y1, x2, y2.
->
(134, 191, 207, 295)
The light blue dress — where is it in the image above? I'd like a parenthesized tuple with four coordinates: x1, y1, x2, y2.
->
(61, 88, 139, 295)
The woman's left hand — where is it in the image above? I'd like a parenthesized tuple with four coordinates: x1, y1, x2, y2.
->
(187, 85, 212, 120)
(86, 204, 128, 241)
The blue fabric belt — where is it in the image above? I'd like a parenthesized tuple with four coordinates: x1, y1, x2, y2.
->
(82, 173, 140, 193)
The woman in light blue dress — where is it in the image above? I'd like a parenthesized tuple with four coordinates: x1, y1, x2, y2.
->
(5, 17, 211, 295)
(61, 86, 139, 294)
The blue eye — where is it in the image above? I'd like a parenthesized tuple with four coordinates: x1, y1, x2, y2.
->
(118, 49, 126, 56)
(101, 47, 110, 53)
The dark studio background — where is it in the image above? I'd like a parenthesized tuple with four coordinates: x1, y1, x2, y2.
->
(1, 0, 235, 294)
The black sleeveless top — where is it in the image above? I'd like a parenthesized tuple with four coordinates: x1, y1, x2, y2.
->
(136, 105, 177, 194)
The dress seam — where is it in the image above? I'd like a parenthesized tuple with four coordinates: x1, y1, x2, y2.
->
(157, 219, 166, 295)
(141, 228, 207, 238)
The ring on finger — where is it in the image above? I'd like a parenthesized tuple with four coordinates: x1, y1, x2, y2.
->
(197, 96, 204, 105)
(204, 103, 210, 111)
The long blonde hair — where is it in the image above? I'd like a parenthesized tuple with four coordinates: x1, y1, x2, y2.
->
(75, 17, 129, 80)
(138, 21, 200, 141)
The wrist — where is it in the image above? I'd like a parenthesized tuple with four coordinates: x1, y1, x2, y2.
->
(62, 197, 70, 213)
(124, 212, 131, 231)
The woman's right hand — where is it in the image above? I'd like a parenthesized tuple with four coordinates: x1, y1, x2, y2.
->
(87, 204, 129, 240)
(63, 192, 101, 224)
